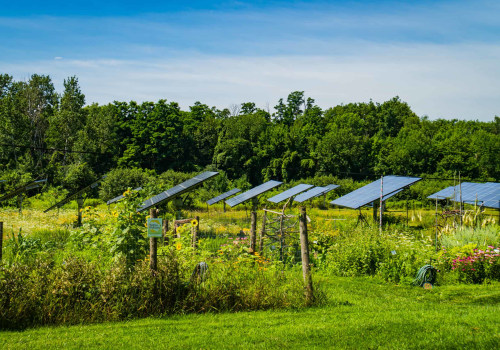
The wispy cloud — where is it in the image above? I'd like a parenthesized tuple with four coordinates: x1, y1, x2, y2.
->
(2, 42, 498, 120)
(0, 0, 499, 120)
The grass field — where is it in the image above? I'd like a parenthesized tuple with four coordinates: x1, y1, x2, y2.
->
(1, 276, 499, 349)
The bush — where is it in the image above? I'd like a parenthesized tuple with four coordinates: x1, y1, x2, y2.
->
(323, 227, 434, 283)
(99, 167, 156, 201)
(437, 244, 500, 283)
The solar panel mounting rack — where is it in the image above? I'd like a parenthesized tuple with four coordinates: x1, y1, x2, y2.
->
(44, 176, 106, 213)
(207, 188, 241, 205)
(330, 175, 421, 209)
(107, 187, 143, 205)
(0, 179, 47, 202)
(225, 180, 283, 208)
(267, 184, 315, 203)
(137, 171, 219, 212)
(293, 184, 339, 203)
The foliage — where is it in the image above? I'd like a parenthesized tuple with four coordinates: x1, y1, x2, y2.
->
(108, 189, 148, 266)
(438, 243, 500, 284)
(2, 73, 499, 199)
(321, 227, 435, 283)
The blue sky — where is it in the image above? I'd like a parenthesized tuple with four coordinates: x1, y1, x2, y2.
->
(1, 0, 499, 120)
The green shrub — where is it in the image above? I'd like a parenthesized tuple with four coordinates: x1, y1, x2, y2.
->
(323, 227, 434, 283)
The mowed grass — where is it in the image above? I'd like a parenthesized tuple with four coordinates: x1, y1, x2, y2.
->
(1, 276, 499, 349)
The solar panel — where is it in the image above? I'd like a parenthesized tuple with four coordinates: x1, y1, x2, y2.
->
(330, 176, 421, 209)
(207, 188, 241, 205)
(225, 180, 283, 207)
(44, 176, 106, 213)
(267, 184, 314, 203)
(137, 171, 219, 212)
(428, 185, 456, 200)
(479, 183, 500, 209)
(107, 187, 143, 205)
(428, 182, 500, 208)
(452, 182, 500, 209)
(0, 179, 47, 202)
(294, 184, 339, 203)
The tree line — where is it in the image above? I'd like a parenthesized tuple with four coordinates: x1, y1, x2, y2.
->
(0, 73, 498, 194)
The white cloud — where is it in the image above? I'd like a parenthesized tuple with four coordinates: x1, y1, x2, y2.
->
(1, 42, 499, 121)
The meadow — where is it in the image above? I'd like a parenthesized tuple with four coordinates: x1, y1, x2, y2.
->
(0, 194, 499, 348)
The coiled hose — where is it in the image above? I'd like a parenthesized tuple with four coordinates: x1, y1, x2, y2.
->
(412, 264, 437, 287)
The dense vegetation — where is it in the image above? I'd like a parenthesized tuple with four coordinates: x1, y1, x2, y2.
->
(0, 73, 499, 336)
(1, 73, 498, 196)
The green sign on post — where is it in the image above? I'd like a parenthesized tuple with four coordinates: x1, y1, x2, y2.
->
(147, 218, 163, 238)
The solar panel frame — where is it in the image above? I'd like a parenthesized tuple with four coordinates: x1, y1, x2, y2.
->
(428, 182, 500, 208)
(44, 176, 106, 213)
(225, 180, 283, 207)
(267, 184, 314, 203)
(330, 176, 421, 209)
(106, 187, 143, 205)
(206, 188, 241, 205)
(137, 171, 219, 212)
(293, 184, 339, 203)
(456, 182, 499, 209)
(0, 178, 47, 202)
(427, 185, 456, 200)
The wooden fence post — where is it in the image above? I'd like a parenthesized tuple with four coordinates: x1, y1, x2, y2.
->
(0, 222, 3, 262)
(149, 208, 158, 272)
(299, 206, 314, 305)
(259, 211, 267, 254)
(192, 216, 200, 248)
(250, 211, 257, 253)
(77, 197, 84, 227)
(163, 218, 169, 245)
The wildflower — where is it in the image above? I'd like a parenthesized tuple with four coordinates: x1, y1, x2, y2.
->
(176, 242, 182, 251)
(191, 219, 198, 226)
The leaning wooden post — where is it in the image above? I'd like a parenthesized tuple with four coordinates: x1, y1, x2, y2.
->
(192, 215, 200, 248)
(299, 206, 314, 304)
(0, 222, 3, 262)
(250, 211, 257, 253)
(149, 208, 158, 272)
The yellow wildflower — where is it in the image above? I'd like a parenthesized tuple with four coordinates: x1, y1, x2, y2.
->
(176, 242, 182, 251)
(191, 219, 198, 226)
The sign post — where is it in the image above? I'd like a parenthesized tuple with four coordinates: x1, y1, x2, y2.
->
(148, 210, 162, 272)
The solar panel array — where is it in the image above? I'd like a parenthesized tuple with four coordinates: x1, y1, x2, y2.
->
(267, 184, 314, 203)
(206, 188, 241, 205)
(428, 182, 500, 209)
(225, 180, 283, 207)
(294, 184, 339, 203)
(137, 171, 219, 212)
(427, 185, 456, 200)
(0, 179, 47, 202)
(44, 176, 106, 213)
(330, 176, 421, 209)
(107, 187, 143, 205)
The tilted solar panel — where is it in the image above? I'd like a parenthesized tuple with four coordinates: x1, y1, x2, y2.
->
(107, 187, 143, 205)
(207, 188, 241, 205)
(428, 185, 456, 200)
(294, 184, 339, 203)
(267, 184, 314, 203)
(455, 182, 500, 209)
(44, 176, 106, 213)
(428, 182, 500, 208)
(137, 171, 219, 212)
(0, 179, 47, 202)
(225, 180, 282, 207)
(479, 183, 500, 209)
(330, 176, 421, 209)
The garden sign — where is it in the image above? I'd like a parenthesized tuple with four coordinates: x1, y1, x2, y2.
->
(147, 218, 163, 238)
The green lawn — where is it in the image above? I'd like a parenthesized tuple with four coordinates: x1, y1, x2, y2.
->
(1, 276, 499, 349)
